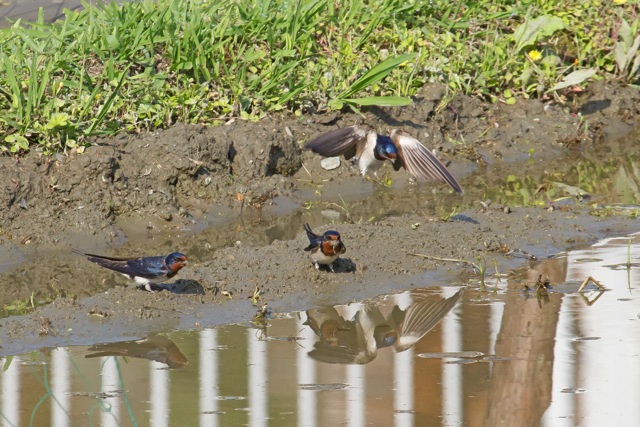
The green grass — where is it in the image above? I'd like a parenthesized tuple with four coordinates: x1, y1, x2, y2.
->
(0, 0, 636, 153)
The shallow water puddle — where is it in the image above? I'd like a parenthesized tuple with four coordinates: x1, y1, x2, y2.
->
(2, 235, 640, 426)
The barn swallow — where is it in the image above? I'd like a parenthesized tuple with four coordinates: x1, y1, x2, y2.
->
(86, 335, 188, 368)
(303, 223, 346, 273)
(72, 249, 188, 292)
(304, 289, 462, 364)
(305, 124, 462, 193)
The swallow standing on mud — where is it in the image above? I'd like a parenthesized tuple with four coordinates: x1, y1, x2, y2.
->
(303, 223, 346, 273)
(305, 124, 462, 193)
(72, 249, 188, 292)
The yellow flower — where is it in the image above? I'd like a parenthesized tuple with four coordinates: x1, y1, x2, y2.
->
(614, 0, 626, 5)
(528, 50, 542, 61)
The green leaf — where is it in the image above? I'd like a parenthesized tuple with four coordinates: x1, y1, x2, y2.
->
(631, 54, 640, 78)
(549, 181, 590, 197)
(328, 99, 344, 110)
(3, 356, 13, 372)
(343, 96, 413, 106)
(547, 68, 597, 92)
(273, 49, 296, 58)
(5, 134, 29, 151)
(105, 34, 120, 49)
(627, 35, 640, 67)
(45, 113, 70, 130)
(338, 53, 418, 99)
(619, 18, 632, 48)
(513, 16, 565, 52)
(615, 42, 628, 73)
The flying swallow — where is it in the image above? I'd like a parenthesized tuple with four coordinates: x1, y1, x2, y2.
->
(303, 223, 346, 273)
(73, 249, 188, 292)
(305, 124, 462, 193)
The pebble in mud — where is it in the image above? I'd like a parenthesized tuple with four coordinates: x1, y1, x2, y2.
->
(320, 157, 341, 170)
(158, 209, 173, 221)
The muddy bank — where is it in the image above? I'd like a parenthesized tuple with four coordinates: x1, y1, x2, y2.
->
(1, 205, 638, 357)
(0, 81, 639, 355)
(1, 81, 637, 251)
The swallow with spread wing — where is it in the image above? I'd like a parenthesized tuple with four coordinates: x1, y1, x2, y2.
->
(305, 124, 462, 193)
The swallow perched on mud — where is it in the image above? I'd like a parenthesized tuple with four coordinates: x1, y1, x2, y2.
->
(305, 124, 462, 193)
(303, 223, 346, 273)
(72, 249, 188, 292)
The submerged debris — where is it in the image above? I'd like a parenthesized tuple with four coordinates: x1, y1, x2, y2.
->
(577, 276, 605, 292)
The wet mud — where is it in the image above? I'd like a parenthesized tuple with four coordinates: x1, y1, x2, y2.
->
(0, 81, 639, 356)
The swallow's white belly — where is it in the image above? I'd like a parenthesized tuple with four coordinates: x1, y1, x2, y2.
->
(356, 135, 381, 176)
(308, 248, 339, 266)
(127, 274, 167, 285)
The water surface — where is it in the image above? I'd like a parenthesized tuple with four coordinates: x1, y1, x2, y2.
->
(1, 234, 640, 426)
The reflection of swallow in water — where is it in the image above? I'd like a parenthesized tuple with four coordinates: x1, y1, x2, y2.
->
(303, 223, 346, 273)
(305, 124, 462, 193)
(86, 335, 188, 368)
(73, 249, 188, 292)
(305, 289, 462, 364)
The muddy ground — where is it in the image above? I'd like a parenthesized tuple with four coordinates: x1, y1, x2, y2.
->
(0, 81, 639, 356)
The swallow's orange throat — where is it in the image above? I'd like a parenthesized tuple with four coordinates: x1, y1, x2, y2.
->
(322, 239, 345, 256)
(168, 259, 188, 273)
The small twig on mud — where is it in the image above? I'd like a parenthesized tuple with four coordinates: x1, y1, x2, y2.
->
(301, 162, 313, 179)
(407, 252, 475, 266)
(408, 252, 488, 285)
(324, 194, 351, 221)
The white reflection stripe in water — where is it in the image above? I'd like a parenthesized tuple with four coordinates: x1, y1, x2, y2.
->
(393, 292, 414, 427)
(489, 291, 504, 377)
(248, 329, 267, 427)
(1, 355, 20, 427)
(541, 295, 576, 427)
(101, 357, 120, 427)
(441, 287, 462, 427)
(346, 364, 365, 427)
(566, 242, 640, 426)
(489, 288, 504, 355)
(539, 237, 640, 426)
(150, 360, 169, 427)
(199, 328, 219, 427)
(51, 348, 70, 427)
(297, 316, 317, 427)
